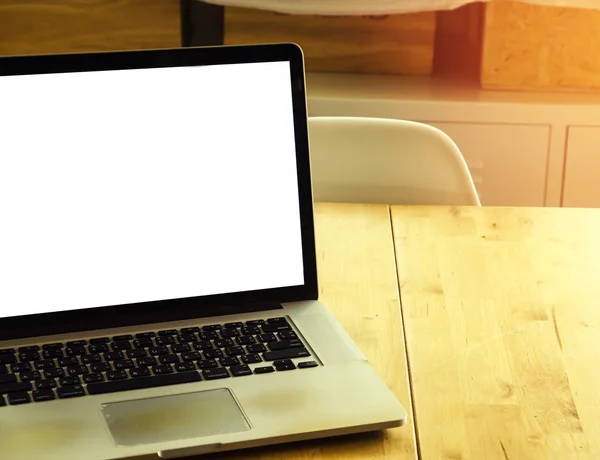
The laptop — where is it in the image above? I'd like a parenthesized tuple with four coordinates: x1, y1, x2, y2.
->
(0, 43, 407, 459)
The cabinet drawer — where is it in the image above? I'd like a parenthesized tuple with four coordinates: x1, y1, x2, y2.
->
(563, 126, 600, 208)
(424, 123, 550, 206)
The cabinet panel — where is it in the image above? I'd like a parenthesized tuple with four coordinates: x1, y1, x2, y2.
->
(563, 126, 600, 208)
(425, 123, 550, 206)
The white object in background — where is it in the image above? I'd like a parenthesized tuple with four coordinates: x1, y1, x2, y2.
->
(308, 116, 481, 206)
(199, 0, 600, 15)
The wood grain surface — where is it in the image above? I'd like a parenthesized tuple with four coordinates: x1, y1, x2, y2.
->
(0, 0, 180, 56)
(224, 7, 435, 75)
(392, 205, 600, 459)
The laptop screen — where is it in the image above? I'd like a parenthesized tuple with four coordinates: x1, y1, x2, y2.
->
(0, 60, 304, 320)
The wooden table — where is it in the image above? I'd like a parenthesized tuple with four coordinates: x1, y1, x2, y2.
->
(202, 203, 600, 459)
(392, 205, 600, 459)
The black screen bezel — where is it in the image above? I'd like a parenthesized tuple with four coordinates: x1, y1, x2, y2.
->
(0, 44, 318, 341)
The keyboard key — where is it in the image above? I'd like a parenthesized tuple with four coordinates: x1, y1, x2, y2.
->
(159, 354, 180, 365)
(0, 348, 16, 355)
(113, 360, 135, 370)
(199, 331, 218, 340)
(155, 336, 176, 346)
(175, 362, 195, 373)
(42, 343, 64, 350)
(268, 340, 304, 351)
(274, 359, 296, 371)
(43, 348, 63, 359)
(263, 348, 310, 361)
(130, 367, 151, 378)
(18, 345, 40, 352)
(202, 325, 221, 331)
(107, 370, 128, 381)
(11, 363, 31, 373)
(196, 359, 218, 369)
(262, 323, 291, 333)
(36, 378, 57, 389)
(254, 366, 275, 374)
(87, 344, 109, 354)
(34, 359, 57, 370)
(149, 346, 169, 356)
(0, 375, 17, 384)
(241, 354, 262, 364)
(58, 357, 79, 367)
(65, 346, 86, 356)
(215, 338, 234, 348)
(245, 319, 265, 326)
(220, 329, 240, 338)
(59, 376, 80, 387)
(257, 334, 276, 343)
(202, 368, 230, 380)
(19, 351, 40, 361)
(112, 335, 133, 342)
(136, 357, 157, 367)
(135, 332, 156, 339)
(111, 341, 132, 351)
(8, 392, 31, 405)
(20, 370, 42, 381)
(180, 327, 200, 334)
(67, 365, 89, 376)
(133, 339, 153, 349)
(220, 357, 240, 367)
(241, 326, 260, 336)
(90, 362, 112, 373)
(57, 385, 86, 399)
(153, 364, 174, 375)
(171, 343, 191, 354)
(0, 355, 16, 365)
(278, 331, 298, 340)
(203, 349, 223, 359)
(83, 373, 105, 384)
(177, 334, 196, 344)
(237, 336, 256, 345)
(66, 340, 87, 348)
(0, 381, 32, 394)
(89, 337, 110, 344)
(230, 365, 252, 377)
(87, 371, 202, 395)
(0, 365, 7, 375)
(81, 354, 102, 364)
(181, 351, 202, 362)
(104, 351, 124, 361)
(267, 317, 288, 324)
(32, 389, 55, 402)
(158, 329, 178, 336)
(44, 368, 65, 378)
(127, 348, 147, 359)
(224, 322, 243, 328)
(225, 346, 245, 356)
(193, 340, 213, 351)
(247, 344, 267, 353)
(0, 395, 4, 406)
(298, 361, 318, 369)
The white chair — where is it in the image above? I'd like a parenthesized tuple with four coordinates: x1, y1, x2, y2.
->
(308, 116, 481, 206)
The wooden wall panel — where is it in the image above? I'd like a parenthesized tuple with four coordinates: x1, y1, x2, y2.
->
(0, 0, 180, 57)
(482, 1, 600, 91)
(224, 7, 436, 75)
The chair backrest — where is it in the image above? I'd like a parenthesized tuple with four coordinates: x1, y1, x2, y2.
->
(308, 116, 481, 206)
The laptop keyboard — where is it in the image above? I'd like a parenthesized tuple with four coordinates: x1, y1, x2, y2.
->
(0, 317, 318, 407)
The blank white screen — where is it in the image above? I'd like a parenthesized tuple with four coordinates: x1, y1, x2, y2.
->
(0, 61, 304, 318)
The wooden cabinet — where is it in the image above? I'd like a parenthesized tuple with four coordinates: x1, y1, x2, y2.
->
(426, 123, 550, 206)
(0, 0, 180, 56)
(563, 127, 600, 208)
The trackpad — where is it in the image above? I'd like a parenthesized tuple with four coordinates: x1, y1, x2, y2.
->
(100, 389, 250, 447)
